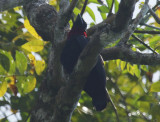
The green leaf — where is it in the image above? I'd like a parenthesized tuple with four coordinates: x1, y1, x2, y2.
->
(16, 51, 28, 74)
(21, 39, 44, 52)
(116, 59, 121, 67)
(0, 50, 15, 75)
(131, 85, 144, 95)
(150, 81, 160, 92)
(10, 96, 20, 110)
(11, 92, 37, 115)
(155, 45, 160, 53)
(127, 63, 134, 75)
(90, 22, 95, 27)
(17, 76, 36, 94)
(73, 7, 81, 15)
(106, 0, 112, 9)
(88, 0, 99, 4)
(141, 65, 148, 72)
(150, 104, 160, 121)
(35, 60, 45, 75)
(138, 101, 150, 112)
(98, 6, 109, 13)
(100, 13, 107, 20)
(0, 53, 10, 72)
(114, 0, 119, 13)
(120, 61, 126, 70)
(86, 6, 95, 21)
(133, 65, 141, 78)
(0, 80, 7, 97)
(24, 19, 42, 40)
(14, 39, 28, 46)
(149, 35, 160, 48)
(24, 76, 36, 93)
(138, 95, 157, 103)
(1, 9, 22, 31)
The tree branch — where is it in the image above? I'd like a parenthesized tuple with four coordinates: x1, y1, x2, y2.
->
(112, 0, 137, 32)
(87, 0, 136, 37)
(149, 6, 160, 24)
(80, 0, 88, 16)
(142, 23, 160, 30)
(0, 0, 31, 12)
(101, 46, 160, 65)
(134, 30, 160, 34)
(106, 88, 120, 122)
(23, 1, 57, 41)
(117, 0, 149, 46)
(113, 80, 131, 122)
(132, 34, 157, 54)
(87, 0, 137, 36)
(57, 0, 78, 29)
(87, 14, 116, 36)
(108, 0, 115, 16)
(23, 1, 68, 121)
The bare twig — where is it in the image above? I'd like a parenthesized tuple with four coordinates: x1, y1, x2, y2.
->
(127, 103, 151, 121)
(108, 0, 115, 16)
(152, 1, 160, 11)
(149, 6, 160, 24)
(113, 80, 131, 122)
(142, 23, 160, 31)
(132, 34, 157, 54)
(134, 30, 160, 34)
(141, 2, 159, 23)
(106, 88, 120, 122)
(80, 0, 88, 16)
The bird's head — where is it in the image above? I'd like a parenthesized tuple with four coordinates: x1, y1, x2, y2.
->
(72, 14, 87, 32)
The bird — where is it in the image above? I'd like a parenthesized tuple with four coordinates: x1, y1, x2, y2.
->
(60, 14, 108, 111)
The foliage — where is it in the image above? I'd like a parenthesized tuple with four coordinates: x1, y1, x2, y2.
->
(0, 0, 160, 122)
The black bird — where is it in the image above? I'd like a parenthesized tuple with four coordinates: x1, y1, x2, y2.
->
(60, 14, 108, 111)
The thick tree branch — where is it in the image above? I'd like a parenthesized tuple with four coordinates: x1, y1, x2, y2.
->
(101, 47, 160, 65)
(23, 1, 67, 121)
(23, 0, 80, 121)
(57, 0, 78, 29)
(118, 0, 149, 46)
(112, 0, 137, 32)
(23, 0, 57, 41)
(87, 0, 136, 37)
(0, 0, 31, 12)
(23, 0, 64, 88)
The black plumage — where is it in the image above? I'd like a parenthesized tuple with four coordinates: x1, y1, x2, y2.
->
(60, 14, 108, 111)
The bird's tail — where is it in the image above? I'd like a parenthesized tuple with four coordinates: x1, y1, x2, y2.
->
(92, 90, 109, 111)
